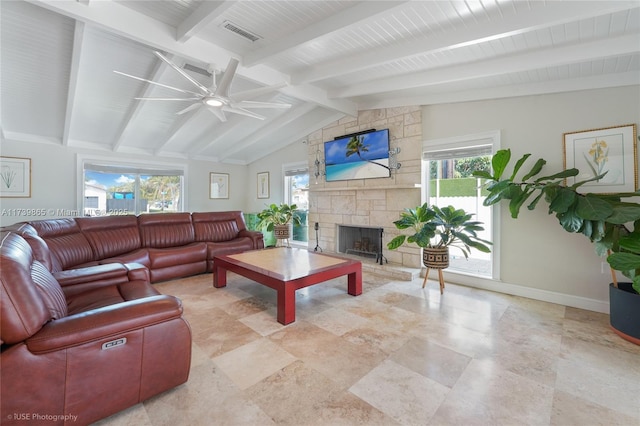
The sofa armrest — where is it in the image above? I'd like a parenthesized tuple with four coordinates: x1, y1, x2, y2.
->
(239, 229, 264, 249)
(124, 262, 150, 283)
(26, 295, 183, 354)
(54, 263, 130, 286)
(54, 262, 151, 298)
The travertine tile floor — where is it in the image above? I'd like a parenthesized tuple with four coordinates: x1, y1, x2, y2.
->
(97, 271, 640, 425)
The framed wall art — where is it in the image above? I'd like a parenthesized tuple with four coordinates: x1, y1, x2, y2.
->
(209, 173, 229, 199)
(257, 171, 269, 199)
(563, 123, 637, 193)
(0, 156, 31, 197)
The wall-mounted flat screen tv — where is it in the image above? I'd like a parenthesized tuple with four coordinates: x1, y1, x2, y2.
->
(324, 129, 391, 182)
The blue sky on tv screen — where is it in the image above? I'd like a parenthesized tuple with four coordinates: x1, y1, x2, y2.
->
(324, 130, 389, 164)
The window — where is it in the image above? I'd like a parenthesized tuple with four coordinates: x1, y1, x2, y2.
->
(84, 196, 99, 209)
(82, 162, 184, 216)
(283, 163, 309, 244)
(422, 132, 500, 279)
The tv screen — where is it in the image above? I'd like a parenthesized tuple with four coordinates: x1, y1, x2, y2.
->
(324, 129, 391, 182)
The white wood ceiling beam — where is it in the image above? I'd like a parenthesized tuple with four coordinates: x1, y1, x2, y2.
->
(293, 0, 640, 85)
(218, 103, 318, 162)
(176, 1, 234, 43)
(62, 20, 85, 146)
(360, 71, 640, 110)
(27, 0, 356, 116)
(27, 0, 236, 68)
(332, 33, 640, 98)
(243, 0, 410, 67)
(2, 131, 61, 146)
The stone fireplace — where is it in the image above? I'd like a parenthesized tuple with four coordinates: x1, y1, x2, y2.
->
(337, 224, 384, 264)
(306, 107, 423, 269)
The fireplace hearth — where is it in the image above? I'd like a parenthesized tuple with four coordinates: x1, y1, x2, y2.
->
(337, 225, 386, 265)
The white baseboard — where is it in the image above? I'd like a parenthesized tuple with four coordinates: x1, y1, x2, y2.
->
(441, 270, 610, 314)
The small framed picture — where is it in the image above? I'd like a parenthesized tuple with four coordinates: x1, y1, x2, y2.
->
(563, 124, 637, 193)
(257, 171, 269, 199)
(209, 173, 229, 199)
(0, 156, 31, 197)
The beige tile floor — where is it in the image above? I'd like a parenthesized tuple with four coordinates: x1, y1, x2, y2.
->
(96, 271, 640, 426)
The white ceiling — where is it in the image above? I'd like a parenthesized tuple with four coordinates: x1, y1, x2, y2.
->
(2, 0, 639, 165)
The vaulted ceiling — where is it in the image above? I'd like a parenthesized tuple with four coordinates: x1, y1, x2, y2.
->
(2, 1, 639, 165)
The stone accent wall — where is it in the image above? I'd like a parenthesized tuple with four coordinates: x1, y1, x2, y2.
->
(307, 107, 422, 268)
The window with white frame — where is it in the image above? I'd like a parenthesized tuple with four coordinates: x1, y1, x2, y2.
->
(82, 162, 184, 216)
(283, 162, 309, 243)
(422, 132, 500, 279)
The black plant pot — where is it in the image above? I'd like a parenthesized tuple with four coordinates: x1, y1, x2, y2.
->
(609, 282, 640, 345)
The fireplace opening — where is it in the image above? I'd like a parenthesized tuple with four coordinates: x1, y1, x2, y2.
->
(337, 225, 386, 265)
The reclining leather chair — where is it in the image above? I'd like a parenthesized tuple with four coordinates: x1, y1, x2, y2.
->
(0, 231, 192, 425)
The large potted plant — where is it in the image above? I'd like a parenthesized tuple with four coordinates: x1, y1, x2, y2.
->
(387, 204, 492, 293)
(257, 203, 302, 247)
(473, 149, 640, 344)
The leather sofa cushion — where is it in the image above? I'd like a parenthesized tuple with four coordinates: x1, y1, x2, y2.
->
(148, 242, 207, 269)
(194, 219, 239, 242)
(0, 232, 52, 344)
(9, 224, 55, 271)
(66, 284, 124, 314)
(100, 249, 151, 269)
(28, 219, 94, 271)
(66, 280, 160, 315)
(138, 213, 195, 248)
(31, 260, 68, 319)
(76, 215, 142, 259)
(206, 238, 254, 258)
(192, 211, 250, 243)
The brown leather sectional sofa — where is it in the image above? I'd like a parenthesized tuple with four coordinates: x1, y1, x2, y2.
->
(0, 211, 263, 425)
(9, 210, 264, 282)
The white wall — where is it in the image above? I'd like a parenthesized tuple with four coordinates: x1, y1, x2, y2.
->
(245, 138, 308, 214)
(0, 140, 248, 226)
(1, 141, 77, 225)
(423, 85, 640, 309)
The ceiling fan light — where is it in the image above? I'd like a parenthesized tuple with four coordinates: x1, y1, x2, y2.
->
(205, 98, 223, 107)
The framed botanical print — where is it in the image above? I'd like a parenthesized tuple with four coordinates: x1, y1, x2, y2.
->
(0, 156, 31, 197)
(563, 124, 637, 193)
(209, 173, 229, 199)
(257, 172, 269, 199)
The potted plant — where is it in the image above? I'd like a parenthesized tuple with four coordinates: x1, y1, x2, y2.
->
(387, 204, 492, 293)
(257, 203, 302, 247)
(472, 148, 640, 344)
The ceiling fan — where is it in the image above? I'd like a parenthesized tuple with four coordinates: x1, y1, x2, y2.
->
(114, 51, 291, 122)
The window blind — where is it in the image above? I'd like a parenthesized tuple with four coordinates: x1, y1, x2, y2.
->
(284, 167, 308, 177)
(84, 163, 183, 176)
(423, 144, 493, 161)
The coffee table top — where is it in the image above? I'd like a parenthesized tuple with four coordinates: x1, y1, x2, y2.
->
(218, 247, 359, 281)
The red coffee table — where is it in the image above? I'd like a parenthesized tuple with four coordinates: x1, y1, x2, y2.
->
(213, 247, 362, 324)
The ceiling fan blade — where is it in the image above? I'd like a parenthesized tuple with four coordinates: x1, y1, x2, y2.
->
(214, 58, 240, 98)
(223, 106, 265, 120)
(114, 71, 202, 96)
(176, 103, 202, 115)
(135, 97, 202, 101)
(154, 51, 211, 95)
(207, 107, 227, 122)
(230, 83, 287, 102)
(235, 100, 292, 109)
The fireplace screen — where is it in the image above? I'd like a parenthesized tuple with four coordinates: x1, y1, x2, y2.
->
(337, 225, 385, 265)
